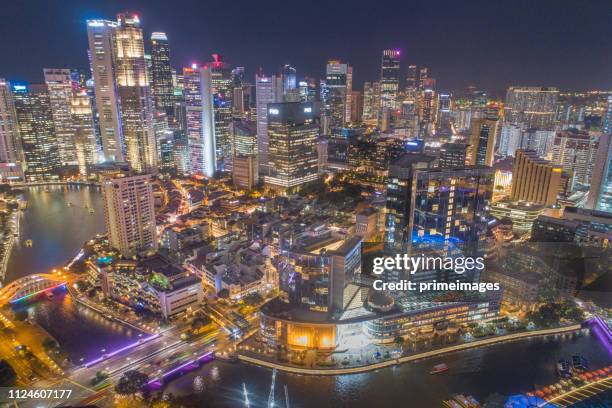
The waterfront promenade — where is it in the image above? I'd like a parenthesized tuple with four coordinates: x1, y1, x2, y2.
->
(238, 324, 583, 375)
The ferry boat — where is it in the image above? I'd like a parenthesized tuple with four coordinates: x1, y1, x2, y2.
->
(556, 359, 573, 378)
(25, 239, 33, 247)
(88, 208, 95, 214)
(430, 363, 448, 374)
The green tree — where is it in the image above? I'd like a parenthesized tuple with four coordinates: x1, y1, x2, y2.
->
(115, 370, 149, 397)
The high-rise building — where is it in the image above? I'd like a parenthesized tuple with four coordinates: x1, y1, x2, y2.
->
(586, 133, 612, 213)
(43, 68, 78, 165)
(113, 13, 157, 172)
(322, 60, 353, 130)
(439, 143, 468, 168)
(380, 49, 400, 111)
(298, 78, 317, 102)
(255, 71, 283, 175)
(406, 65, 418, 91)
(468, 108, 500, 167)
(86, 18, 123, 162)
(418, 66, 429, 90)
(183, 65, 216, 177)
(71, 88, 100, 177)
(603, 96, 612, 135)
(552, 129, 599, 189)
(281, 64, 297, 96)
(12, 84, 60, 181)
(0, 79, 23, 165)
(102, 173, 157, 257)
(150, 32, 175, 117)
(504, 87, 559, 129)
(204, 55, 233, 170)
(351, 90, 363, 123)
(264, 102, 319, 189)
(511, 150, 562, 206)
(361, 81, 380, 122)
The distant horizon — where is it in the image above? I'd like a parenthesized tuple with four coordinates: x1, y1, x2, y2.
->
(1, 0, 611, 95)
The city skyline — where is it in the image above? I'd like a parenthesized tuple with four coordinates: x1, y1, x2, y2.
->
(1, 0, 612, 93)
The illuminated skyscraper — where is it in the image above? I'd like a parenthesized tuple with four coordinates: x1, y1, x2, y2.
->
(0, 79, 23, 165)
(321, 60, 353, 130)
(406, 65, 418, 91)
(362, 81, 380, 122)
(587, 133, 612, 213)
(281, 64, 297, 96)
(204, 55, 233, 170)
(183, 65, 216, 177)
(380, 49, 400, 111)
(504, 87, 559, 129)
(150, 32, 175, 117)
(43, 68, 78, 165)
(511, 150, 562, 206)
(603, 96, 612, 135)
(113, 13, 157, 172)
(265, 102, 319, 189)
(86, 18, 123, 162)
(552, 129, 598, 190)
(12, 84, 60, 181)
(255, 71, 283, 175)
(102, 173, 157, 257)
(71, 88, 100, 177)
(468, 108, 500, 167)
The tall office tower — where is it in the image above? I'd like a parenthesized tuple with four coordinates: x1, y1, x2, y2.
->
(552, 129, 599, 189)
(183, 65, 216, 177)
(439, 143, 468, 168)
(281, 64, 297, 96)
(603, 96, 612, 135)
(86, 18, 123, 162)
(113, 13, 157, 172)
(351, 91, 363, 123)
(264, 102, 319, 190)
(0, 79, 23, 165)
(298, 78, 317, 102)
(230, 119, 258, 189)
(102, 174, 157, 257)
(255, 71, 283, 175)
(521, 129, 556, 159)
(322, 60, 353, 130)
(511, 150, 562, 206)
(504, 87, 559, 129)
(203, 55, 233, 170)
(385, 154, 436, 251)
(419, 88, 437, 127)
(71, 88, 100, 177)
(362, 81, 381, 122)
(150, 32, 175, 118)
(43, 69, 77, 165)
(587, 133, 612, 212)
(232, 67, 246, 116)
(498, 123, 523, 157)
(418, 66, 429, 90)
(380, 49, 400, 110)
(468, 108, 500, 166)
(12, 84, 60, 181)
(406, 65, 418, 90)
(436, 92, 452, 131)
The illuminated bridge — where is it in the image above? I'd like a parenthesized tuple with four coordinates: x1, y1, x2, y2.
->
(0, 273, 69, 306)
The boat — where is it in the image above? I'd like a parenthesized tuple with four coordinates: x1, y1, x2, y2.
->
(430, 363, 448, 374)
(25, 239, 33, 247)
(88, 208, 95, 214)
(556, 359, 572, 378)
(572, 355, 588, 372)
(443, 394, 481, 408)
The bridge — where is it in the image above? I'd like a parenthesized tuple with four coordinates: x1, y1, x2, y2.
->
(0, 273, 71, 306)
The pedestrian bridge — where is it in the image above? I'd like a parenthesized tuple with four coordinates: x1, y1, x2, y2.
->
(0, 273, 68, 306)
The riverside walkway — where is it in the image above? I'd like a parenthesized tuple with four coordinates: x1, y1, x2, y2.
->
(238, 324, 582, 376)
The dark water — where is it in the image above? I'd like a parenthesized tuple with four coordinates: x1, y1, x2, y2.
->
(5, 185, 105, 282)
(164, 331, 611, 408)
(11, 290, 142, 362)
(4, 185, 140, 362)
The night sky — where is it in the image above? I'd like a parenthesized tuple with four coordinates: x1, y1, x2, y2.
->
(1, 0, 611, 94)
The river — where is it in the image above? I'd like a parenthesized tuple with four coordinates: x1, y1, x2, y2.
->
(4, 185, 142, 362)
(2, 185, 611, 406)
